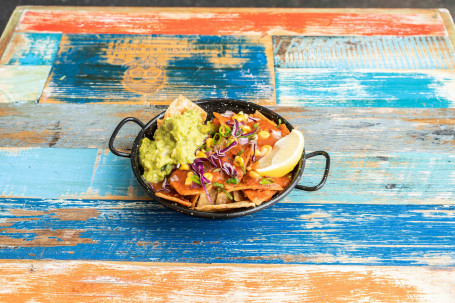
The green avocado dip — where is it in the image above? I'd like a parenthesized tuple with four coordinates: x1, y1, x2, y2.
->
(139, 110, 210, 184)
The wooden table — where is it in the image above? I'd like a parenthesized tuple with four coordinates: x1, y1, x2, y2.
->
(1, 6, 455, 301)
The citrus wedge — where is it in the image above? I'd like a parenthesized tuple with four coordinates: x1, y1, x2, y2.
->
(256, 129, 305, 177)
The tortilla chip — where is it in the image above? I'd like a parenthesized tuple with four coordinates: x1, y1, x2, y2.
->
(196, 201, 255, 212)
(196, 188, 218, 207)
(155, 191, 192, 207)
(213, 112, 230, 126)
(243, 189, 277, 206)
(189, 195, 199, 208)
(157, 95, 207, 128)
(215, 190, 233, 205)
(169, 170, 208, 196)
(278, 123, 291, 136)
(233, 190, 246, 202)
(253, 110, 277, 127)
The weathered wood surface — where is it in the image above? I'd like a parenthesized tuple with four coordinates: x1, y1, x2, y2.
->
(16, 7, 448, 36)
(1, 261, 455, 303)
(1, 148, 454, 205)
(1, 198, 455, 265)
(0, 104, 454, 153)
(1, 6, 455, 302)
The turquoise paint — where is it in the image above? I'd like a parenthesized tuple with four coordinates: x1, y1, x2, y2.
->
(276, 69, 454, 107)
(273, 36, 455, 69)
(1, 197, 455, 266)
(1, 33, 62, 65)
(0, 148, 453, 204)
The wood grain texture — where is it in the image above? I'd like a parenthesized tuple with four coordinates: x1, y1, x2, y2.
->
(0, 33, 61, 65)
(15, 7, 448, 36)
(276, 69, 455, 107)
(1, 198, 455, 265)
(273, 36, 455, 69)
(39, 34, 275, 105)
(1, 148, 454, 205)
(1, 261, 455, 302)
(0, 104, 454, 153)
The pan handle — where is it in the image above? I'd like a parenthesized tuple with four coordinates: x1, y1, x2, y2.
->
(295, 151, 330, 191)
(109, 117, 145, 158)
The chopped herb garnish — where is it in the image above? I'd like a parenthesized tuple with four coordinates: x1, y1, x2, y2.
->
(277, 119, 282, 127)
(213, 182, 225, 188)
(213, 168, 221, 173)
(237, 149, 244, 156)
(213, 133, 222, 146)
(259, 177, 274, 185)
(161, 164, 172, 171)
(191, 175, 201, 185)
(219, 125, 232, 137)
(227, 177, 239, 185)
(221, 189, 233, 200)
(253, 123, 259, 130)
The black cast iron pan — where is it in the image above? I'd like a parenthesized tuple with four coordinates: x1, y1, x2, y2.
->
(109, 99, 330, 219)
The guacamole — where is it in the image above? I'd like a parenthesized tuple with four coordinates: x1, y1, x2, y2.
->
(139, 110, 207, 183)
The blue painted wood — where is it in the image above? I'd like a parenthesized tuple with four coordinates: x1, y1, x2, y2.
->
(276, 69, 455, 107)
(0, 33, 62, 65)
(273, 36, 455, 69)
(1, 198, 455, 266)
(41, 34, 274, 104)
(1, 148, 454, 204)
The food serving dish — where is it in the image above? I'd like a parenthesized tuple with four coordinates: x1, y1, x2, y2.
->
(109, 99, 330, 219)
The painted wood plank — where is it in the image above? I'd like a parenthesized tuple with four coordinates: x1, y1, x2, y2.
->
(1, 198, 455, 265)
(1, 261, 454, 302)
(39, 34, 274, 105)
(0, 66, 51, 103)
(273, 36, 455, 69)
(0, 33, 61, 65)
(15, 8, 448, 36)
(0, 148, 454, 204)
(1, 105, 454, 154)
(276, 69, 455, 107)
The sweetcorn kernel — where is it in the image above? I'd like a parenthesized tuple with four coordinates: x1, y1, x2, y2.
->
(233, 112, 248, 122)
(196, 151, 207, 158)
(258, 131, 270, 139)
(185, 172, 194, 185)
(241, 125, 251, 133)
(203, 173, 213, 181)
(179, 164, 190, 170)
(249, 171, 261, 179)
(206, 138, 214, 148)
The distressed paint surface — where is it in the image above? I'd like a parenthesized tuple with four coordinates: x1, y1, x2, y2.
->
(276, 69, 455, 107)
(0, 66, 51, 103)
(0, 33, 61, 65)
(1, 198, 455, 265)
(0, 148, 454, 205)
(0, 105, 454, 154)
(274, 36, 455, 69)
(16, 8, 447, 36)
(1, 261, 455, 303)
(40, 34, 274, 104)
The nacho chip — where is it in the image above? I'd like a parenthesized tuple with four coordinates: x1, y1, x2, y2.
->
(253, 110, 277, 127)
(169, 170, 208, 196)
(215, 190, 234, 205)
(229, 173, 292, 191)
(195, 201, 255, 212)
(213, 112, 230, 126)
(155, 191, 192, 207)
(196, 188, 218, 207)
(233, 190, 246, 202)
(243, 189, 277, 206)
(157, 95, 207, 128)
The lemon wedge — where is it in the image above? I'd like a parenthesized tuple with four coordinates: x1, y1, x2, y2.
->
(256, 129, 305, 177)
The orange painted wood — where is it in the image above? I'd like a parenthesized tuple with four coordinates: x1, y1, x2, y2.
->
(1, 260, 454, 302)
(15, 7, 447, 36)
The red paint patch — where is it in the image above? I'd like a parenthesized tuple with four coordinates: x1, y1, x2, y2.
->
(18, 10, 447, 36)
